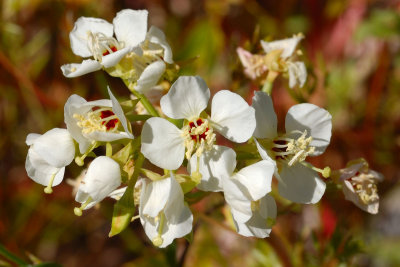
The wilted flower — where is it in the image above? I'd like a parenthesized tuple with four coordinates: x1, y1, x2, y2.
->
(253, 91, 332, 204)
(74, 156, 121, 216)
(141, 76, 256, 177)
(25, 128, 75, 194)
(237, 33, 307, 88)
(336, 158, 383, 214)
(139, 174, 193, 248)
(64, 87, 133, 162)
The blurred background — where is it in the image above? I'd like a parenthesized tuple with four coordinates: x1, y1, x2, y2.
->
(1, 0, 400, 266)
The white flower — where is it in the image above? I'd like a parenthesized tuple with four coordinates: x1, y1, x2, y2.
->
(237, 33, 307, 88)
(64, 87, 133, 155)
(139, 174, 193, 248)
(141, 76, 256, 173)
(61, 9, 148, 77)
(253, 91, 332, 204)
(338, 159, 383, 214)
(209, 147, 276, 237)
(74, 156, 121, 216)
(25, 128, 75, 194)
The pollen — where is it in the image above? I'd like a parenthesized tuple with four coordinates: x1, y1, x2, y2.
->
(181, 118, 216, 160)
(350, 173, 380, 205)
(74, 107, 120, 135)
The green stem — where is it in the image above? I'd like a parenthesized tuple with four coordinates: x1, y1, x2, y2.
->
(130, 90, 159, 117)
(0, 244, 27, 265)
(128, 152, 145, 188)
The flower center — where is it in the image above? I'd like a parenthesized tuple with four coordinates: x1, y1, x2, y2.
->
(271, 130, 315, 166)
(349, 173, 380, 205)
(181, 118, 216, 160)
(73, 107, 120, 135)
(87, 31, 123, 62)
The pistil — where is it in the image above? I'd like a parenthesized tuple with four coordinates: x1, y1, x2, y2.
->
(44, 173, 57, 194)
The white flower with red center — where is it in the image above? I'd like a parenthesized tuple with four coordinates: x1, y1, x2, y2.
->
(61, 9, 173, 94)
(141, 76, 256, 176)
(337, 158, 383, 214)
(237, 33, 307, 88)
(61, 9, 148, 78)
(139, 174, 193, 248)
(64, 87, 133, 156)
(252, 91, 332, 204)
(25, 128, 75, 194)
(74, 156, 121, 216)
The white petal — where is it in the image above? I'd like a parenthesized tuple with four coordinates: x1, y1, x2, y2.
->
(259, 194, 277, 219)
(64, 94, 91, 154)
(26, 133, 40, 146)
(160, 76, 210, 120)
(278, 163, 326, 204)
(211, 90, 256, 143)
(61, 60, 102, 78)
(142, 177, 171, 218)
(79, 156, 121, 203)
(32, 128, 75, 168)
(135, 60, 166, 93)
(26, 150, 65, 187)
(222, 176, 252, 222)
(251, 91, 278, 139)
(342, 180, 379, 214)
(108, 87, 134, 139)
(113, 9, 148, 47)
(260, 35, 303, 59)
(232, 160, 275, 201)
(83, 130, 133, 142)
(159, 204, 192, 248)
(233, 195, 276, 238)
(146, 26, 173, 64)
(288, 61, 307, 88)
(101, 47, 131, 68)
(285, 103, 332, 156)
(141, 117, 185, 170)
(254, 139, 283, 184)
(70, 17, 114, 58)
(108, 187, 127, 200)
(188, 145, 236, 192)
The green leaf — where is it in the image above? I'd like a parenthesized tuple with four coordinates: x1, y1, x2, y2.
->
(109, 187, 135, 237)
(175, 174, 197, 194)
(125, 114, 152, 122)
(112, 142, 133, 166)
(140, 168, 163, 181)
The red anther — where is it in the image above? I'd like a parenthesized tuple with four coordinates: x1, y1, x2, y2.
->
(102, 46, 118, 56)
(100, 110, 119, 130)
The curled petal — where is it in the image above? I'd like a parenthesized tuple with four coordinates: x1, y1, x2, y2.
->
(146, 26, 173, 64)
(61, 60, 102, 78)
(160, 76, 210, 120)
(260, 34, 303, 59)
(101, 47, 132, 68)
(135, 60, 166, 93)
(288, 61, 307, 88)
(108, 87, 134, 139)
(211, 90, 255, 143)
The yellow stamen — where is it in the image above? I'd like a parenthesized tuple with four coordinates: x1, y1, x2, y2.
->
(74, 196, 93, 216)
(44, 173, 56, 194)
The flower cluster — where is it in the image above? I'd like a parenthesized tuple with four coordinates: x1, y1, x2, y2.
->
(25, 8, 383, 248)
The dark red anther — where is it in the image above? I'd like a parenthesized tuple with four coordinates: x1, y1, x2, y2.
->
(102, 46, 118, 56)
(100, 110, 119, 130)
